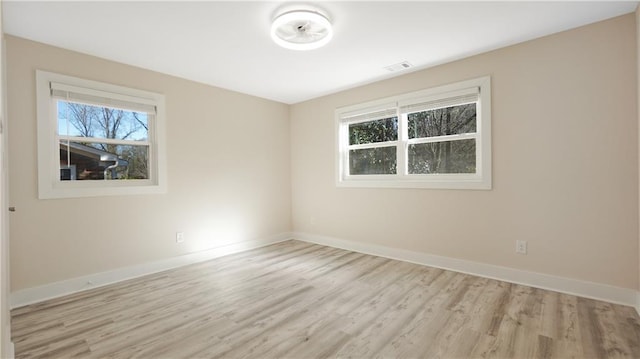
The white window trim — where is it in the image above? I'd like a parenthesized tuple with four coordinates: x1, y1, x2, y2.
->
(335, 76, 491, 190)
(36, 70, 167, 199)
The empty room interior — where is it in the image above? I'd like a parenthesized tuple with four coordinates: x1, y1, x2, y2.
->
(1, 1, 640, 358)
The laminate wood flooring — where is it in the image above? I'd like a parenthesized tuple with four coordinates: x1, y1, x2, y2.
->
(11, 240, 640, 358)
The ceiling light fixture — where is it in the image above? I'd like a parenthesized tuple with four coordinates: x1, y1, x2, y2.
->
(270, 10, 333, 51)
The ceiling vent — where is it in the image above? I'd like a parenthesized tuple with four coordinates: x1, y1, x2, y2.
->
(384, 61, 413, 72)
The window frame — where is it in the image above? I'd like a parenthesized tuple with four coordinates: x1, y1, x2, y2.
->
(36, 70, 167, 199)
(336, 76, 491, 190)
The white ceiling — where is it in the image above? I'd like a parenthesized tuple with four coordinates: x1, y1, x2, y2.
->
(3, 1, 638, 104)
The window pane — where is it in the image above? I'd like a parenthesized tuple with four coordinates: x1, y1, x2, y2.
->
(57, 100, 149, 141)
(349, 117, 398, 145)
(408, 103, 476, 139)
(408, 139, 476, 174)
(349, 146, 397, 175)
(59, 141, 149, 180)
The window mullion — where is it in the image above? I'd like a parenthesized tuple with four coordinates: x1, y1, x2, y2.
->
(407, 132, 477, 145)
(398, 110, 408, 176)
(58, 136, 150, 147)
(347, 141, 398, 151)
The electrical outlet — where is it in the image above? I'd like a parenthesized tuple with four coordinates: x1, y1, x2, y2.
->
(516, 240, 527, 254)
(176, 232, 185, 244)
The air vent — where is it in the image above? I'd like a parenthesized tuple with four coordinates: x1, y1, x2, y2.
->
(384, 61, 413, 72)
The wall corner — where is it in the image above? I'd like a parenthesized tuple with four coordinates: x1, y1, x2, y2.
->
(636, 4, 640, 303)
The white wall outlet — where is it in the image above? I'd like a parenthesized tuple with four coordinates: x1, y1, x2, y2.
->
(310, 216, 316, 226)
(176, 232, 185, 244)
(516, 240, 527, 254)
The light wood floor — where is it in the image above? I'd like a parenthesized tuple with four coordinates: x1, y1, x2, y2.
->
(11, 240, 640, 358)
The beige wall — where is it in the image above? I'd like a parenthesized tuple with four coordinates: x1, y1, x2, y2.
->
(6, 36, 291, 291)
(291, 14, 639, 290)
(637, 6, 640, 295)
(0, 0, 11, 354)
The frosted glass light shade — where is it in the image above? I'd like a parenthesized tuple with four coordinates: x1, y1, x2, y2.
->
(270, 10, 333, 51)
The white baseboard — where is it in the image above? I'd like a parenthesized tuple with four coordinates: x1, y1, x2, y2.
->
(293, 232, 639, 308)
(11, 231, 639, 311)
(10, 232, 292, 309)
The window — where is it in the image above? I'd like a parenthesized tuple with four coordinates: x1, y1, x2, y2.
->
(36, 70, 167, 199)
(336, 76, 491, 189)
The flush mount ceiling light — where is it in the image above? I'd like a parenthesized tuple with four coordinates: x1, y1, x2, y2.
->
(270, 10, 333, 51)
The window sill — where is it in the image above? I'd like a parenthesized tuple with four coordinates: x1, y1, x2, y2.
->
(336, 176, 491, 190)
(39, 180, 167, 199)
